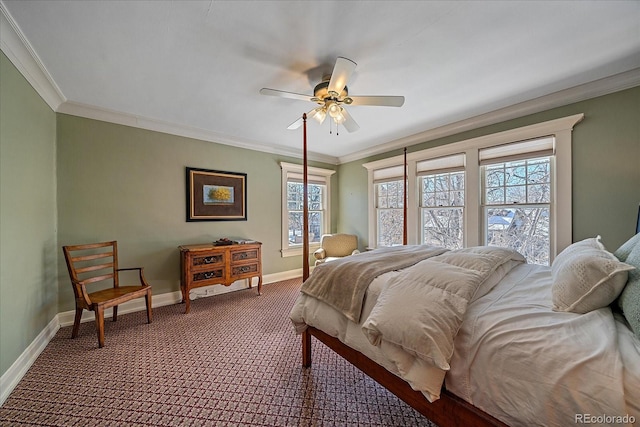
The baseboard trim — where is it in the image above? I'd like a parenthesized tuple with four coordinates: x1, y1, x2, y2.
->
(0, 315, 60, 406)
(0, 269, 303, 406)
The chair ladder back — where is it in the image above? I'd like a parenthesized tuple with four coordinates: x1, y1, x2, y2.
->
(63, 241, 120, 289)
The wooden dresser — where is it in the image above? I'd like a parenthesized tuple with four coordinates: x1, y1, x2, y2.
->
(178, 242, 262, 313)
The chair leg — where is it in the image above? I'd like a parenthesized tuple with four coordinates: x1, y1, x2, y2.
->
(145, 291, 152, 324)
(112, 305, 118, 322)
(72, 307, 83, 339)
(95, 306, 105, 348)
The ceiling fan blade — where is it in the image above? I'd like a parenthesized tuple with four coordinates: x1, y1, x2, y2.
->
(328, 57, 357, 95)
(340, 108, 360, 133)
(260, 88, 312, 102)
(348, 95, 405, 107)
(287, 117, 303, 130)
(287, 108, 324, 130)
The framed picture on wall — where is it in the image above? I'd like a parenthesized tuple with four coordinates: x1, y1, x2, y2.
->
(186, 167, 247, 221)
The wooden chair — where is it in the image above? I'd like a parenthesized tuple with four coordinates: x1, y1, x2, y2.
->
(62, 241, 152, 348)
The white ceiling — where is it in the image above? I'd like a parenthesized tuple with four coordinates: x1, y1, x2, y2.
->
(2, 1, 639, 163)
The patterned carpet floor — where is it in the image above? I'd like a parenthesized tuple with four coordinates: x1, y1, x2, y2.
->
(0, 278, 437, 426)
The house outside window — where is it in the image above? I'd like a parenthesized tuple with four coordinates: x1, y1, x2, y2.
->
(280, 162, 335, 257)
(363, 114, 583, 261)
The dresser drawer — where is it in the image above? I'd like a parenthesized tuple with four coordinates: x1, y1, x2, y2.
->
(231, 262, 259, 278)
(190, 253, 224, 270)
(230, 248, 259, 263)
(192, 267, 225, 284)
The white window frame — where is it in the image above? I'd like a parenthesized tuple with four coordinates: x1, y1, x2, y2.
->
(280, 162, 335, 258)
(363, 114, 583, 259)
(375, 177, 406, 247)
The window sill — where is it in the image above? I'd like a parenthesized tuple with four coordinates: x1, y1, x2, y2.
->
(281, 244, 321, 258)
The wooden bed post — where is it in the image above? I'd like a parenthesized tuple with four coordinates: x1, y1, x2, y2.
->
(302, 329, 312, 367)
(403, 147, 408, 245)
(302, 113, 309, 282)
(301, 113, 312, 368)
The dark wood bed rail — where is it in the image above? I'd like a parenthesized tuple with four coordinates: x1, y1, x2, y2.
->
(302, 327, 508, 427)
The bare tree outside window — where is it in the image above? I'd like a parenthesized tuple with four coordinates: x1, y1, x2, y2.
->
(483, 157, 551, 265)
(420, 171, 464, 249)
(287, 182, 323, 245)
(376, 180, 404, 246)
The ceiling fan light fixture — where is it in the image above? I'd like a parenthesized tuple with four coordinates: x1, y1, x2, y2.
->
(311, 108, 327, 124)
(328, 102, 341, 118)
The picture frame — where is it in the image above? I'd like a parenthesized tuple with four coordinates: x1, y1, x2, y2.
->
(186, 167, 247, 221)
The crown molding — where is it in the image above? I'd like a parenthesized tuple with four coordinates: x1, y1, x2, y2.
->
(57, 101, 339, 164)
(338, 68, 640, 164)
(0, 2, 65, 110)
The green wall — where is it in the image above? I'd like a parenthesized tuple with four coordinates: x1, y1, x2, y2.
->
(56, 114, 337, 311)
(337, 86, 640, 251)
(0, 52, 58, 376)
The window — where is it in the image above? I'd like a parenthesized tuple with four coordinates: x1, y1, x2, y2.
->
(376, 179, 404, 246)
(482, 156, 552, 264)
(418, 154, 465, 250)
(369, 164, 405, 247)
(363, 114, 583, 261)
(280, 162, 335, 257)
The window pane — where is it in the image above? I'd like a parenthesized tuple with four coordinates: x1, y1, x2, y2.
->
(506, 185, 526, 204)
(375, 179, 405, 247)
(505, 164, 526, 185)
(308, 212, 322, 244)
(420, 171, 464, 208)
(286, 181, 326, 245)
(421, 208, 463, 249)
(288, 212, 303, 244)
(486, 187, 504, 204)
(486, 207, 550, 265)
(528, 184, 550, 203)
(377, 209, 404, 247)
(485, 165, 504, 187)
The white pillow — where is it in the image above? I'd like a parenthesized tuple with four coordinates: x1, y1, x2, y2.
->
(552, 236, 634, 314)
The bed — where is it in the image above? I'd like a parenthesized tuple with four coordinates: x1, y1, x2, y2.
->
(289, 235, 640, 427)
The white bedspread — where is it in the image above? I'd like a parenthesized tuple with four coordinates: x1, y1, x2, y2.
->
(447, 264, 640, 427)
(290, 259, 640, 426)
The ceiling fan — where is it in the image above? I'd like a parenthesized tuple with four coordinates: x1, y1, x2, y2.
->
(260, 57, 404, 133)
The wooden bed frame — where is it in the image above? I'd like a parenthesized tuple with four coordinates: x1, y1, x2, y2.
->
(301, 327, 507, 427)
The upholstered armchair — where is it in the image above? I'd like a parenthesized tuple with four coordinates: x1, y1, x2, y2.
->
(313, 234, 360, 266)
